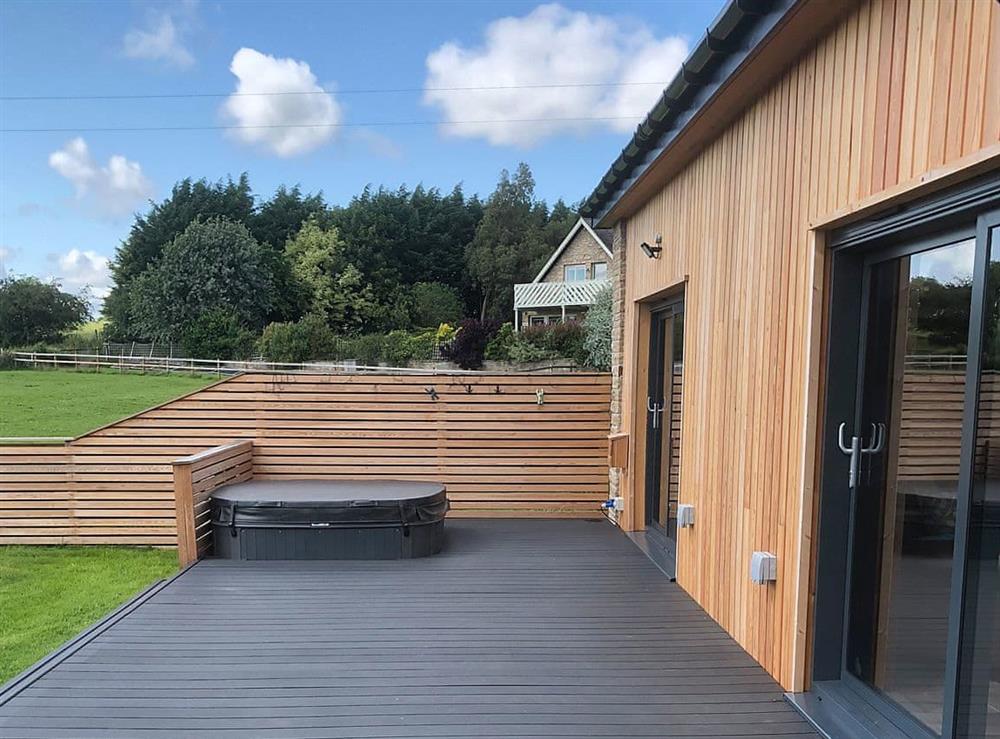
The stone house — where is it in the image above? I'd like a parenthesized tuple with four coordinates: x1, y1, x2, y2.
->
(512, 217, 612, 330)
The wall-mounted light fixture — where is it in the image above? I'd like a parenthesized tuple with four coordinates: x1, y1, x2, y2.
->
(640, 240, 662, 259)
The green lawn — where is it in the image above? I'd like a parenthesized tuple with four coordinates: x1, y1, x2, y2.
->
(0, 370, 214, 438)
(0, 546, 177, 683)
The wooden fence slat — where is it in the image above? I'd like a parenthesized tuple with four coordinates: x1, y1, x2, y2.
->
(1, 373, 611, 547)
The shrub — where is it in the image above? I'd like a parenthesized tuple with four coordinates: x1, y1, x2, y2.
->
(518, 322, 588, 364)
(410, 282, 464, 328)
(582, 285, 613, 370)
(406, 329, 438, 361)
(257, 314, 336, 364)
(384, 330, 416, 366)
(441, 319, 499, 369)
(508, 337, 558, 363)
(342, 333, 387, 365)
(485, 322, 515, 361)
(180, 308, 256, 360)
(435, 322, 457, 345)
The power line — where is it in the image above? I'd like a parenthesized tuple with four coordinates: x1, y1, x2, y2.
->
(0, 114, 646, 134)
(0, 80, 669, 102)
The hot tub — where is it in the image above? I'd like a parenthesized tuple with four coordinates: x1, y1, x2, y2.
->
(210, 480, 448, 560)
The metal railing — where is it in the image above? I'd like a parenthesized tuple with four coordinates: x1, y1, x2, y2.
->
(903, 354, 968, 371)
(12, 351, 581, 376)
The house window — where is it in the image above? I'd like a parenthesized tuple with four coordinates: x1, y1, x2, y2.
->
(564, 264, 586, 281)
(592, 262, 608, 280)
(530, 315, 548, 326)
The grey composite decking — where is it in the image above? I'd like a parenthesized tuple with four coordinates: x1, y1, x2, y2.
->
(0, 519, 818, 738)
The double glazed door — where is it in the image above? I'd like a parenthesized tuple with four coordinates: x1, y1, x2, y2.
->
(645, 300, 684, 542)
(829, 204, 1000, 738)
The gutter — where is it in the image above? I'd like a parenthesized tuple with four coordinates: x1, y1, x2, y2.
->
(580, 0, 798, 226)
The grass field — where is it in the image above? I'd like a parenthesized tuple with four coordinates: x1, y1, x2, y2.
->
(0, 369, 214, 437)
(0, 546, 177, 683)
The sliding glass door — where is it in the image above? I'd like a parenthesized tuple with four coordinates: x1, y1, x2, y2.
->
(814, 178, 1000, 739)
(953, 219, 1000, 739)
(645, 298, 684, 545)
(844, 236, 975, 734)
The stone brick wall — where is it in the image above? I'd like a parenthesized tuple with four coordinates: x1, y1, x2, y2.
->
(540, 227, 610, 283)
(608, 219, 627, 513)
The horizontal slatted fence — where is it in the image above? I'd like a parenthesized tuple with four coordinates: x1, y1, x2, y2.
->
(0, 446, 73, 543)
(898, 371, 1000, 483)
(0, 373, 611, 546)
(173, 441, 253, 566)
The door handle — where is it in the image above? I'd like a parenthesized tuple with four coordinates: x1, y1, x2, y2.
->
(861, 422, 885, 455)
(837, 421, 886, 490)
(837, 422, 862, 489)
(647, 397, 665, 429)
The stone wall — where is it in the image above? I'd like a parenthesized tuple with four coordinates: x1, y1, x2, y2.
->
(608, 220, 627, 511)
(540, 227, 610, 283)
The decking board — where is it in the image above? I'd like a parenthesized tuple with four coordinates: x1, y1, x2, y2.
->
(0, 519, 816, 738)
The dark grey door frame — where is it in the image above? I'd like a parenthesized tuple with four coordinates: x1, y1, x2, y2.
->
(644, 296, 684, 544)
(811, 172, 1000, 739)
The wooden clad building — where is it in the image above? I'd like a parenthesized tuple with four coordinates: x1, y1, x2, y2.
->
(582, 0, 999, 736)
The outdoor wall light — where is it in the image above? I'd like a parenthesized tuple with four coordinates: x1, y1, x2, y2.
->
(640, 241, 662, 259)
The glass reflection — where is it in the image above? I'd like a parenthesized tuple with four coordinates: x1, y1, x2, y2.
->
(959, 224, 1000, 739)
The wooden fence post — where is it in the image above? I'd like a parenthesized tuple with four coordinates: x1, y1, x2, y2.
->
(173, 461, 197, 568)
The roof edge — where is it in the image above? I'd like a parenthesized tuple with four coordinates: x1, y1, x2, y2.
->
(532, 217, 613, 283)
(580, 0, 799, 225)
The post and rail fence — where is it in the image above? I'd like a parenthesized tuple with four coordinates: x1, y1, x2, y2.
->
(10, 351, 579, 376)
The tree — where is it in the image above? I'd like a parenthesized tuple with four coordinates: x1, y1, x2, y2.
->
(284, 218, 343, 319)
(542, 198, 579, 250)
(465, 163, 554, 320)
(328, 183, 483, 325)
(128, 217, 277, 341)
(284, 218, 387, 334)
(326, 264, 388, 333)
(906, 275, 973, 355)
(410, 282, 464, 327)
(105, 175, 256, 338)
(179, 308, 257, 360)
(251, 185, 327, 251)
(0, 277, 90, 346)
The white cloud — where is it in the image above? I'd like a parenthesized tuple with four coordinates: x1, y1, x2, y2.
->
(52, 249, 113, 306)
(423, 4, 688, 147)
(49, 138, 154, 218)
(122, 2, 197, 68)
(221, 48, 342, 157)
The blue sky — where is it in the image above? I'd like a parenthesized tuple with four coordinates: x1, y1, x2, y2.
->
(0, 0, 720, 310)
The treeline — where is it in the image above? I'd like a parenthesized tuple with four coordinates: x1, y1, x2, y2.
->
(104, 163, 578, 346)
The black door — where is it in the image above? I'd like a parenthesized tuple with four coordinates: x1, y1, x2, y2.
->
(645, 300, 684, 543)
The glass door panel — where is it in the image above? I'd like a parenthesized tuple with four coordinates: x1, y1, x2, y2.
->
(846, 238, 976, 735)
(664, 312, 684, 540)
(646, 303, 684, 538)
(958, 223, 1000, 739)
